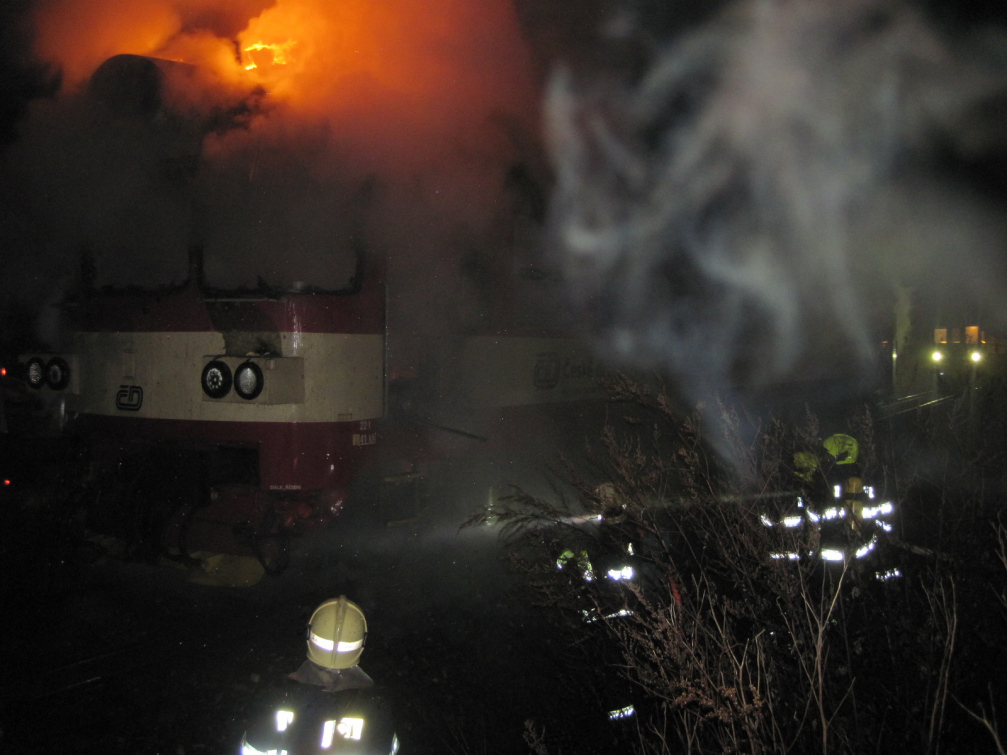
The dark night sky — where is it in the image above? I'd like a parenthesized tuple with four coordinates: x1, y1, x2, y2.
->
(0, 1, 53, 144)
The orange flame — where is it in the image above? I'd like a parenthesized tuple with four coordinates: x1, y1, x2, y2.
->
(242, 40, 297, 71)
(29, 0, 537, 177)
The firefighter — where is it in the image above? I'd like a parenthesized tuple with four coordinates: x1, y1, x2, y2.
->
(240, 596, 398, 755)
(786, 434, 896, 565)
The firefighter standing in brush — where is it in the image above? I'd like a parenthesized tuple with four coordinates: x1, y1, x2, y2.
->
(819, 434, 861, 553)
(791, 433, 892, 564)
(240, 596, 398, 755)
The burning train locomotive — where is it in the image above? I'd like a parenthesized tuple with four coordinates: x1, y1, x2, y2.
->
(22, 252, 385, 573)
(14, 53, 603, 576)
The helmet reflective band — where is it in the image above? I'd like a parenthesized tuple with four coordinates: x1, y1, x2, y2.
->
(309, 633, 363, 654)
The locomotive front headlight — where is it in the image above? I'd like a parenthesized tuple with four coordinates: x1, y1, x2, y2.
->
(26, 357, 45, 389)
(201, 360, 232, 399)
(970, 350, 982, 363)
(931, 350, 943, 362)
(45, 357, 71, 391)
(234, 361, 264, 400)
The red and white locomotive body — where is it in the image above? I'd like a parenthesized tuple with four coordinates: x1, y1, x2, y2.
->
(23, 257, 387, 560)
(77, 279, 383, 495)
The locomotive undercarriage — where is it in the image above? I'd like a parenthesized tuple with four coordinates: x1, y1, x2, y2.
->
(39, 434, 345, 582)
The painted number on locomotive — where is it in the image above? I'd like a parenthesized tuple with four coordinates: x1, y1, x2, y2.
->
(353, 419, 377, 447)
(115, 384, 144, 411)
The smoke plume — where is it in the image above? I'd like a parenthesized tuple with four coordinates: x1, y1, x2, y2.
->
(546, 0, 1007, 403)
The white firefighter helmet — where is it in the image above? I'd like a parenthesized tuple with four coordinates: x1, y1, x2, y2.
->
(306, 596, 368, 669)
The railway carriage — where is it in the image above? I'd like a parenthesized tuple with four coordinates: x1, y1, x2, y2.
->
(14, 54, 607, 577)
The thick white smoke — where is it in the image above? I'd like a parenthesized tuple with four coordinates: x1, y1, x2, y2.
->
(546, 0, 1007, 402)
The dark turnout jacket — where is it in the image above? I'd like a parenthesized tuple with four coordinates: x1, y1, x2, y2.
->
(242, 663, 397, 755)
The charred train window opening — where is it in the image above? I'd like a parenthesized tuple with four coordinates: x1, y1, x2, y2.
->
(79, 54, 369, 299)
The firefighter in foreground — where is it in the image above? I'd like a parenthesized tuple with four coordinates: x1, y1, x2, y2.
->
(241, 596, 399, 755)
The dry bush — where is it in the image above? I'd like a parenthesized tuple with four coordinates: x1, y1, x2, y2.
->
(473, 377, 1007, 754)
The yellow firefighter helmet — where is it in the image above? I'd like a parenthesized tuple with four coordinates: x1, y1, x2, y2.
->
(306, 596, 368, 669)
(823, 433, 859, 465)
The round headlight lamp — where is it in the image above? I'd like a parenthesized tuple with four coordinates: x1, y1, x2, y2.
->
(45, 357, 71, 391)
(201, 360, 232, 399)
(26, 357, 46, 389)
(234, 361, 264, 400)
(931, 350, 943, 362)
(970, 350, 982, 363)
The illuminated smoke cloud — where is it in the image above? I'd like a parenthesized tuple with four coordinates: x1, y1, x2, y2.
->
(4, 0, 539, 356)
(546, 0, 1007, 400)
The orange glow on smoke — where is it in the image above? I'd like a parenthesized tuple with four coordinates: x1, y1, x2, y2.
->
(226, 0, 535, 128)
(30, 0, 535, 121)
(32, 0, 182, 87)
(29, 0, 536, 179)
